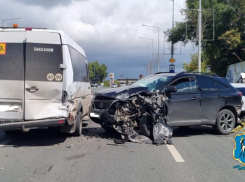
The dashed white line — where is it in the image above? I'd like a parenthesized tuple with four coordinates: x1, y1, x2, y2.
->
(166, 145, 185, 162)
(0, 139, 13, 147)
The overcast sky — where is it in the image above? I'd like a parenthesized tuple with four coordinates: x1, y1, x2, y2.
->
(1, 0, 197, 79)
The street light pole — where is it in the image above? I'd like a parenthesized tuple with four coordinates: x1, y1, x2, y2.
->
(198, 0, 202, 72)
(139, 37, 153, 74)
(2, 17, 20, 27)
(142, 24, 160, 72)
(137, 46, 150, 74)
(171, 0, 174, 59)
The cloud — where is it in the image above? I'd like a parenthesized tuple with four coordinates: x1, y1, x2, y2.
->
(1, 0, 196, 79)
(10, 0, 73, 8)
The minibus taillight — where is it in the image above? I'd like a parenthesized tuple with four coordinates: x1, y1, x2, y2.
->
(25, 27, 32, 31)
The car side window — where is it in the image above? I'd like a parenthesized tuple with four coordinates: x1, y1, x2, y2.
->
(216, 82, 230, 92)
(197, 76, 218, 92)
(169, 77, 197, 93)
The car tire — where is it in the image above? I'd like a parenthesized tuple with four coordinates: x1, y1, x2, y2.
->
(101, 124, 116, 133)
(214, 109, 235, 135)
(140, 114, 152, 137)
(74, 111, 82, 136)
(3, 130, 19, 135)
(178, 126, 190, 130)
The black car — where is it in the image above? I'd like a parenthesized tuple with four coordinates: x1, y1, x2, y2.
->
(90, 72, 243, 135)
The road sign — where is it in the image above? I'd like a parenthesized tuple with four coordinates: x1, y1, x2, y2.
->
(110, 73, 114, 84)
(169, 64, 175, 73)
(169, 57, 176, 63)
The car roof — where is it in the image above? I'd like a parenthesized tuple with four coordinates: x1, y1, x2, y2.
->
(154, 72, 178, 76)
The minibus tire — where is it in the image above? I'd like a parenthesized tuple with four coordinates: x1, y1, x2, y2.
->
(74, 111, 82, 136)
(4, 130, 19, 135)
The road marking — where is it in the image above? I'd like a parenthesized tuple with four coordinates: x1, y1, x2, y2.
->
(166, 145, 185, 162)
(0, 139, 13, 147)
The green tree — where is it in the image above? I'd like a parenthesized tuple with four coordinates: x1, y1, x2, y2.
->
(183, 53, 208, 72)
(103, 80, 110, 87)
(88, 61, 108, 83)
(166, 0, 245, 77)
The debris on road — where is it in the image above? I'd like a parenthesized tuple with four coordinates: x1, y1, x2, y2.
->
(231, 120, 245, 133)
(153, 119, 173, 145)
(66, 144, 73, 148)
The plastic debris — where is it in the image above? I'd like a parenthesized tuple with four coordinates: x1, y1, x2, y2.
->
(232, 120, 245, 132)
(153, 119, 173, 145)
(127, 128, 152, 144)
(66, 144, 73, 148)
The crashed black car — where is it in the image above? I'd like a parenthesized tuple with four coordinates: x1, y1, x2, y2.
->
(90, 72, 243, 139)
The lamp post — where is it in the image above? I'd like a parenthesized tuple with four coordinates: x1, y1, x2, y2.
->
(139, 37, 153, 73)
(142, 24, 160, 72)
(232, 52, 243, 62)
(137, 46, 151, 75)
(198, 0, 202, 72)
(139, 37, 153, 59)
(2, 17, 20, 27)
(170, 0, 174, 59)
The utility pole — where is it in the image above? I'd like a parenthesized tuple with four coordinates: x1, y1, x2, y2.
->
(142, 24, 160, 72)
(198, 0, 202, 72)
(171, 0, 174, 59)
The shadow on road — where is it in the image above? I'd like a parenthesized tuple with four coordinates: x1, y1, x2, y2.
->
(1, 124, 227, 148)
(172, 125, 221, 138)
(82, 127, 121, 140)
(2, 128, 68, 147)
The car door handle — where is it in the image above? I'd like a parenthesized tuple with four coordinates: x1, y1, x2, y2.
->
(191, 96, 199, 100)
(82, 96, 86, 99)
(217, 95, 224, 99)
(26, 86, 39, 93)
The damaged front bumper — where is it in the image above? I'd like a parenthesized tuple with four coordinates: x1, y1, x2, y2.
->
(0, 118, 66, 131)
(90, 109, 115, 125)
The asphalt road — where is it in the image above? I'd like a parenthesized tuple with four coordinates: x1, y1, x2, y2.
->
(0, 87, 244, 182)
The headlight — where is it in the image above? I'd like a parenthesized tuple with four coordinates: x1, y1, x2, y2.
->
(116, 93, 129, 100)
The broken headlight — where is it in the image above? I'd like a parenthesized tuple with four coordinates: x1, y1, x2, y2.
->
(116, 93, 129, 100)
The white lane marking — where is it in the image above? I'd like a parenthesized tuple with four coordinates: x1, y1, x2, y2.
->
(0, 139, 13, 147)
(166, 145, 185, 162)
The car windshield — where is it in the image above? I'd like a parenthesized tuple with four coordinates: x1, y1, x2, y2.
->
(131, 75, 173, 91)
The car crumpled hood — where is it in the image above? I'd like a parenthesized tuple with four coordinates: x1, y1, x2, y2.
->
(93, 85, 149, 99)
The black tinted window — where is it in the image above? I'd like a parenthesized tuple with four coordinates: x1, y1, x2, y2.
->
(170, 77, 197, 93)
(0, 43, 24, 80)
(69, 46, 89, 82)
(197, 77, 218, 92)
(26, 43, 63, 81)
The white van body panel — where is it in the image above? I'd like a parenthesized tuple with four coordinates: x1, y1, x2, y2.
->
(0, 29, 91, 125)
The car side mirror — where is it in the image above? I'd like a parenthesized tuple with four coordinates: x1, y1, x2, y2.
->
(167, 85, 177, 93)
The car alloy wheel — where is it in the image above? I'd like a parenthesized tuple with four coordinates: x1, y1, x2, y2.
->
(215, 109, 235, 135)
